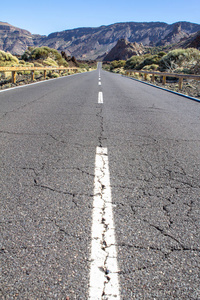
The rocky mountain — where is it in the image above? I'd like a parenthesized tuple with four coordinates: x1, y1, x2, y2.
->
(103, 39, 144, 61)
(0, 22, 35, 54)
(156, 23, 189, 46)
(0, 21, 200, 59)
(177, 30, 200, 50)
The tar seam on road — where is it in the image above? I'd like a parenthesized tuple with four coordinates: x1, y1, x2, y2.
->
(89, 147, 120, 299)
(98, 91, 103, 103)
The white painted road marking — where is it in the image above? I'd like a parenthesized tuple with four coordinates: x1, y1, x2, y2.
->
(89, 147, 120, 299)
(98, 91, 103, 103)
(98, 82, 101, 85)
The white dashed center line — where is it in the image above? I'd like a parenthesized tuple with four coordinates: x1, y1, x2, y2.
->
(98, 91, 103, 103)
(98, 82, 101, 85)
(89, 147, 120, 299)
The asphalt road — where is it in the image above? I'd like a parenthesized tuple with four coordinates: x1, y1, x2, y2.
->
(1, 64, 200, 299)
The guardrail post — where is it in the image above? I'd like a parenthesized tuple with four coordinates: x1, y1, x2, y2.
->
(59, 70, 62, 76)
(179, 77, 183, 90)
(12, 71, 16, 84)
(151, 74, 155, 83)
(162, 76, 166, 85)
(31, 70, 35, 81)
(44, 70, 47, 79)
(144, 73, 147, 80)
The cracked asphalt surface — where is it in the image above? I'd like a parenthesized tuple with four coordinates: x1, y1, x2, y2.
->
(1, 65, 200, 299)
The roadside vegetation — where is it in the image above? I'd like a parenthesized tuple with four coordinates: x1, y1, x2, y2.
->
(0, 50, 19, 66)
(103, 48, 200, 99)
(103, 48, 200, 75)
(22, 46, 68, 67)
(0, 47, 97, 89)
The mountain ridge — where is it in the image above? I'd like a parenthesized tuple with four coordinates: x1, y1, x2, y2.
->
(0, 21, 200, 59)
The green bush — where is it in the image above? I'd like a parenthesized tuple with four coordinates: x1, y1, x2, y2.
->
(21, 49, 31, 61)
(30, 47, 50, 60)
(125, 56, 143, 69)
(159, 48, 200, 72)
(124, 49, 200, 74)
(22, 47, 68, 67)
(0, 50, 19, 66)
(134, 52, 166, 70)
(33, 62, 44, 67)
(78, 68, 87, 73)
(102, 64, 110, 71)
(111, 67, 126, 74)
(49, 73, 59, 78)
(142, 64, 159, 71)
(19, 60, 26, 65)
(56, 56, 68, 67)
(110, 60, 126, 70)
(26, 62, 34, 67)
(157, 51, 167, 57)
(145, 46, 168, 55)
(43, 58, 58, 67)
(78, 63, 89, 71)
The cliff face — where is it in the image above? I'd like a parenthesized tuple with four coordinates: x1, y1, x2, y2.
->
(0, 22, 35, 54)
(156, 23, 189, 46)
(103, 39, 144, 61)
(0, 21, 200, 59)
(186, 31, 200, 49)
(177, 31, 200, 50)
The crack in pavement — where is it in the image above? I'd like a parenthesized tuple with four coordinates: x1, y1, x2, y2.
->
(34, 181, 93, 200)
(118, 242, 199, 257)
(72, 167, 95, 178)
(97, 153, 119, 299)
(144, 220, 200, 252)
(47, 217, 83, 240)
(22, 165, 94, 177)
(0, 90, 52, 117)
(0, 131, 45, 137)
(96, 107, 107, 148)
(46, 133, 68, 144)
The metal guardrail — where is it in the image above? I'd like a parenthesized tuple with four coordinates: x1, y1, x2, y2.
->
(125, 69, 200, 90)
(0, 66, 78, 84)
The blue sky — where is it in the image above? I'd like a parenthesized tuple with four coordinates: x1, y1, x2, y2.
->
(1, 0, 200, 35)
